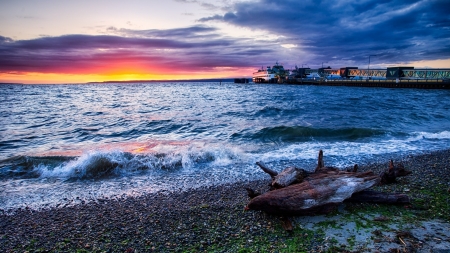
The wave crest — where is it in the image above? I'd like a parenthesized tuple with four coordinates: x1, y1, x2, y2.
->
(0, 143, 245, 180)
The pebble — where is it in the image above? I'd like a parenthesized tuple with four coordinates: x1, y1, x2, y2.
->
(1, 149, 449, 252)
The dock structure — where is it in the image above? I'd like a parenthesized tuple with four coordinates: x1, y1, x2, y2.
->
(285, 78, 450, 89)
(259, 66, 450, 89)
(318, 67, 450, 80)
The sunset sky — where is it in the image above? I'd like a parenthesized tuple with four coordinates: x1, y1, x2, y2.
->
(1, 0, 449, 84)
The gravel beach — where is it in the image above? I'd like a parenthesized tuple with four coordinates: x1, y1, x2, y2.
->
(1, 149, 450, 252)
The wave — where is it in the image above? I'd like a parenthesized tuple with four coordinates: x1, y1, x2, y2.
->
(2, 130, 449, 181)
(257, 130, 450, 168)
(253, 106, 302, 118)
(0, 143, 245, 180)
(0, 156, 74, 179)
(233, 126, 387, 143)
(409, 130, 450, 141)
(254, 106, 283, 117)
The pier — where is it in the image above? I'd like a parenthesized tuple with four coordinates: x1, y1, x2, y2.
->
(253, 66, 450, 89)
(285, 78, 449, 89)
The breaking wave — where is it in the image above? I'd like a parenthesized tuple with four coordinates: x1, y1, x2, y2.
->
(0, 144, 245, 180)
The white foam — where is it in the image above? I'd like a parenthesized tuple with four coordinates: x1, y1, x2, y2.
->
(257, 131, 450, 167)
(33, 143, 248, 179)
(36, 150, 125, 178)
(412, 130, 450, 140)
(31, 130, 450, 179)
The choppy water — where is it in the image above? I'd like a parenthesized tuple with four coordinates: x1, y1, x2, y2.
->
(1, 82, 449, 211)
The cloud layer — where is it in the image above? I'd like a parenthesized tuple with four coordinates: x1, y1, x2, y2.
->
(0, 25, 276, 76)
(200, 0, 450, 67)
(1, 0, 449, 82)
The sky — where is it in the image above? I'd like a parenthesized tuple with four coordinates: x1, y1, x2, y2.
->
(0, 0, 449, 84)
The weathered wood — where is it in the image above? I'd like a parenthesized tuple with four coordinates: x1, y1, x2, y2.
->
(379, 160, 412, 185)
(346, 190, 411, 204)
(346, 164, 358, 173)
(272, 167, 308, 189)
(246, 150, 412, 216)
(315, 149, 324, 172)
(256, 161, 308, 188)
(246, 169, 380, 215)
(255, 161, 278, 179)
(314, 149, 340, 173)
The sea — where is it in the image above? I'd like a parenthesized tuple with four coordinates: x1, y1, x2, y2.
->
(1, 82, 449, 212)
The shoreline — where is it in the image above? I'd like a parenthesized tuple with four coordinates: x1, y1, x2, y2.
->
(1, 149, 450, 252)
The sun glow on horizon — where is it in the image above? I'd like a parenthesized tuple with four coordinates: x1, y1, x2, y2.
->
(0, 66, 255, 84)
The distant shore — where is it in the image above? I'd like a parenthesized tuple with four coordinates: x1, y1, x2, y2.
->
(0, 78, 241, 85)
(1, 149, 450, 252)
(87, 78, 238, 84)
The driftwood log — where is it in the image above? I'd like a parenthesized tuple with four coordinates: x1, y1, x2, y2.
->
(245, 150, 411, 216)
(246, 168, 380, 215)
(346, 190, 410, 204)
(256, 162, 308, 189)
(379, 160, 412, 184)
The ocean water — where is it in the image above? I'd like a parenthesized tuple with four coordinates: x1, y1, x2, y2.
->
(1, 82, 449, 211)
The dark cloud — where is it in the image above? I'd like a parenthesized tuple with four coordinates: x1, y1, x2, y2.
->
(197, 15, 222, 22)
(2, 34, 203, 51)
(0, 36, 13, 43)
(199, 0, 450, 67)
(0, 26, 277, 74)
(107, 25, 219, 40)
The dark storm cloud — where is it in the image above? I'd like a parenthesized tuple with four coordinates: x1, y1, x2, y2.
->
(1, 34, 213, 51)
(200, 0, 450, 66)
(0, 26, 276, 73)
